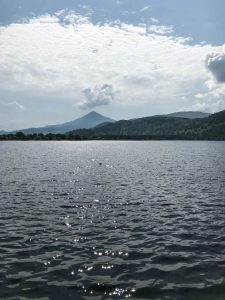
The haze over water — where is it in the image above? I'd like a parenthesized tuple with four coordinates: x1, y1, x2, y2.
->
(1, 141, 225, 300)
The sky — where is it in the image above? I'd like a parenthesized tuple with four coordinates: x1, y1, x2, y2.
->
(0, 0, 225, 130)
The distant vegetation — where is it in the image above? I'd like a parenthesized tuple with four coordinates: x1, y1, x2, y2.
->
(1, 110, 225, 141)
(0, 132, 82, 141)
(0, 132, 193, 141)
(68, 110, 225, 140)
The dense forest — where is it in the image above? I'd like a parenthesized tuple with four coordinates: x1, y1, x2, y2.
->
(0, 132, 83, 141)
(69, 109, 225, 140)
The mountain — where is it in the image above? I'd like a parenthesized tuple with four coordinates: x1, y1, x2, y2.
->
(0, 130, 7, 134)
(165, 111, 210, 119)
(15, 111, 115, 134)
(1, 110, 224, 140)
(69, 110, 225, 140)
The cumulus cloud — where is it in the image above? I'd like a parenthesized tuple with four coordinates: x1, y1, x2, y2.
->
(80, 84, 116, 109)
(205, 52, 225, 83)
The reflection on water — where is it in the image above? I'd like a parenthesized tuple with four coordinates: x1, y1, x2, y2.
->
(0, 141, 225, 300)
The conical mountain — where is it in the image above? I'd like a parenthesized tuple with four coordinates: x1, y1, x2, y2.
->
(16, 111, 115, 134)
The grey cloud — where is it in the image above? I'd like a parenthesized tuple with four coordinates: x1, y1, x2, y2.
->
(80, 84, 116, 109)
(123, 75, 151, 87)
(205, 52, 225, 83)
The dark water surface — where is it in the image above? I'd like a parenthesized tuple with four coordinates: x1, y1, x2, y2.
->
(1, 141, 225, 300)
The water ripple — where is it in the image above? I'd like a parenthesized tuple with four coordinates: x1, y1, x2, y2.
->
(0, 141, 225, 299)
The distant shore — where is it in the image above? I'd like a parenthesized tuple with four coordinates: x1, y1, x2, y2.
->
(0, 132, 225, 141)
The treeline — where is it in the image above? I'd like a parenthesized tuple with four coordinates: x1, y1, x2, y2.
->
(0, 131, 208, 141)
(0, 132, 82, 141)
(68, 110, 225, 141)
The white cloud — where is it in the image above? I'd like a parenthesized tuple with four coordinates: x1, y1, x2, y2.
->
(148, 25, 174, 35)
(0, 10, 224, 129)
(151, 17, 159, 24)
(29, 15, 59, 24)
(195, 93, 206, 99)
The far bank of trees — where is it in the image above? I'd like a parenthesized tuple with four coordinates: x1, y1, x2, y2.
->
(0, 132, 82, 141)
(0, 131, 219, 141)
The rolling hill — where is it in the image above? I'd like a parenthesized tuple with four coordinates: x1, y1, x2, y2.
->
(69, 110, 225, 140)
(165, 111, 210, 119)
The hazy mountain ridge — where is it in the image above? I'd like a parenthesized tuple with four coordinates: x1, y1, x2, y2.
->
(0, 130, 7, 134)
(165, 111, 210, 119)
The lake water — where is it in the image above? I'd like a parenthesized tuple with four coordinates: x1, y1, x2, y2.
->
(1, 141, 225, 300)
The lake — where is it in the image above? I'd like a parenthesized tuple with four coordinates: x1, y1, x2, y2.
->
(1, 141, 225, 300)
